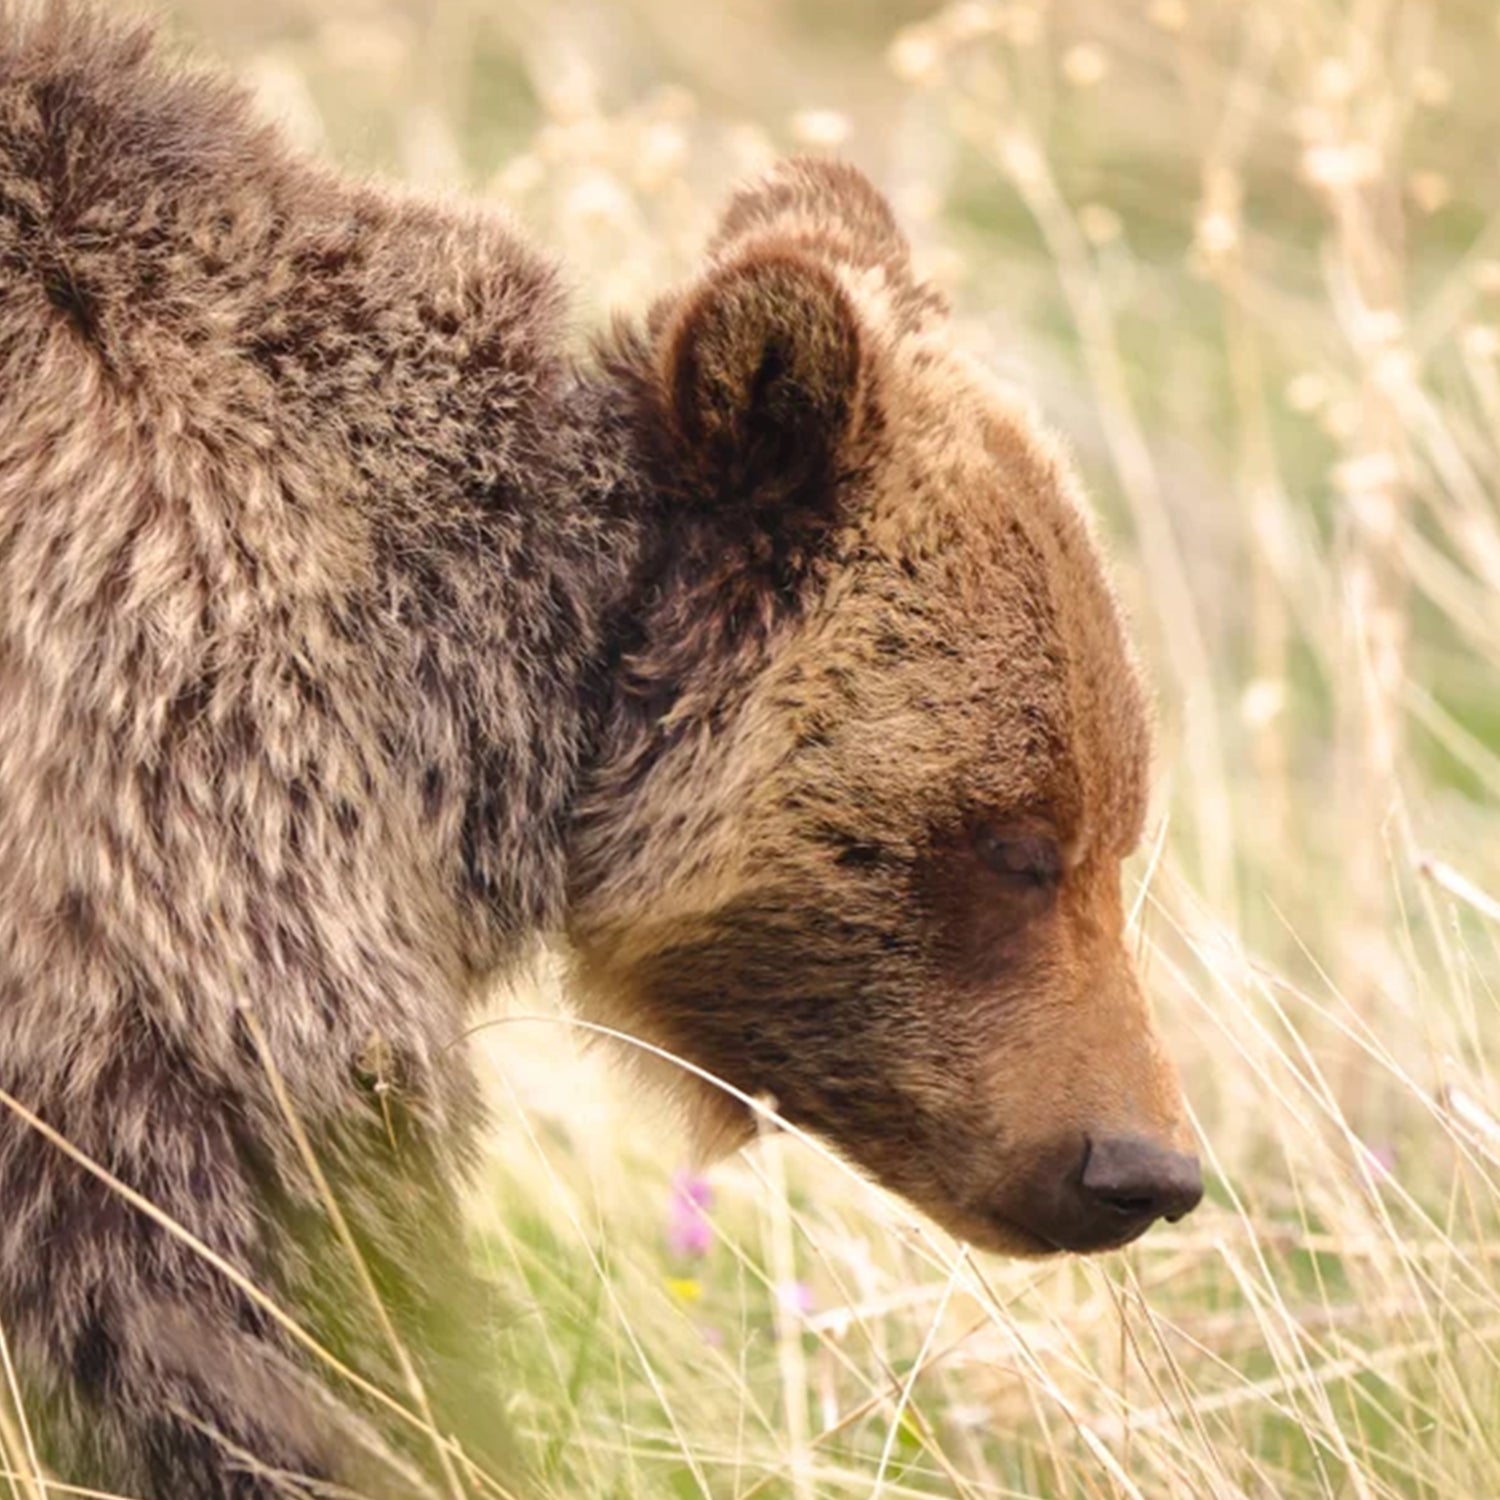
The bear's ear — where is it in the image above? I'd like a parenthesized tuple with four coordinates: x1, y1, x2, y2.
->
(708, 158, 946, 335)
(659, 243, 865, 532)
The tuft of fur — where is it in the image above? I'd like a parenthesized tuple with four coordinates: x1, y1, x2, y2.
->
(1, 4, 1187, 1495)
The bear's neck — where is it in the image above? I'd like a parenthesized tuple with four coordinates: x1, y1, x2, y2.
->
(438, 348, 668, 959)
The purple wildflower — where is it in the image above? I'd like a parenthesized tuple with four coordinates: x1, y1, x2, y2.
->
(775, 1280, 815, 1317)
(666, 1169, 714, 1259)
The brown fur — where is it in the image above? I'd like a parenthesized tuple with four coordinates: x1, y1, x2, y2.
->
(0, 5, 1191, 1495)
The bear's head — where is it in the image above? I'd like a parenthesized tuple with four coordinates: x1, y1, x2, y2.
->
(568, 159, 1199, 1256)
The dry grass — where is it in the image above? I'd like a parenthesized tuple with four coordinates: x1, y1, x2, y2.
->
(6, 0, 1499, 1494)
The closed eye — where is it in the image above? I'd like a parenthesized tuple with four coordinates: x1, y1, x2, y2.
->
(835, 842, 882, 869)
(973, 827, 1062, 896)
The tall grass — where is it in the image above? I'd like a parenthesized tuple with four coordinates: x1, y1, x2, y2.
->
(9, 0, 1499, 1494)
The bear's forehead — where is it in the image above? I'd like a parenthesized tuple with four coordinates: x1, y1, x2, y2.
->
(833, 346, 1153, 858)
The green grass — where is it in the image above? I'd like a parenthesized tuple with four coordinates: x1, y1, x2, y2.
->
(13, 1, 1499, 1495)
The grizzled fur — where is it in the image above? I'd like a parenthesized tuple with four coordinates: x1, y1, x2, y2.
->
(0, 3, 1190, 1496)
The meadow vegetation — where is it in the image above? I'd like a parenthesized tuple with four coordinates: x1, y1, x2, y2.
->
(13, 1, 1500, 1494)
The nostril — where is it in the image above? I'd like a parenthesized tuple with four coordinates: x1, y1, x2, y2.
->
(1080, 1135, 1204, 1226)
(1099, 1191, 1156, 1218)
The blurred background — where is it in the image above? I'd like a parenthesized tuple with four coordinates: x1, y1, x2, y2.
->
(157, 2, 1500, 1495)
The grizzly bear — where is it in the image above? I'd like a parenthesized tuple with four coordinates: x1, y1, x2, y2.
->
(0, 3, 1202, 1495)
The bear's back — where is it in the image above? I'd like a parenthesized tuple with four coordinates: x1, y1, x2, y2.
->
(0, 2, 566, 491)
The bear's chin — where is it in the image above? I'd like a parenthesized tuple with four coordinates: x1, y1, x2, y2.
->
(591, 1022, 1130, 1261)
(670, 1078, 1073, 1260)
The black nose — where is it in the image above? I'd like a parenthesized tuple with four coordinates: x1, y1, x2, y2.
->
(1080, 1134, 1203, 1227)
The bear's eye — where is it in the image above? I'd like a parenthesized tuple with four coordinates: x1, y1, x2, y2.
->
(973, 827, 1062, 895)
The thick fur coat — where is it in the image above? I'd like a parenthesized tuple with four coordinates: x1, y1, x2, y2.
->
(0, 4, 1194, 1495)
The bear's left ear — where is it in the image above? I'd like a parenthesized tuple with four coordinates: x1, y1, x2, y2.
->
(657, 243, 866, 543)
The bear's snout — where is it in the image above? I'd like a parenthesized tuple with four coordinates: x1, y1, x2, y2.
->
(998, 1132, 1204, 1253)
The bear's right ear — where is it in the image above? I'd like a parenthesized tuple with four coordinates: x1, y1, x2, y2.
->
(657, 242, 866, 540)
